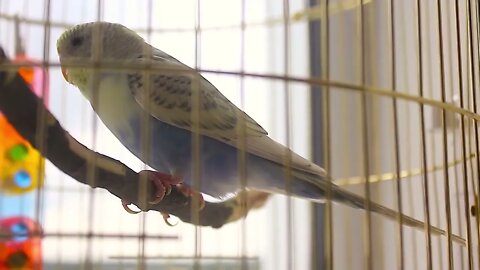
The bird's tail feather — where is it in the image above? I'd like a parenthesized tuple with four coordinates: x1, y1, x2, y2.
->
(292, 170, 463, 243)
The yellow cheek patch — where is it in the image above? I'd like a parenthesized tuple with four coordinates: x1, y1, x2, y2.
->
(66, 68, 90, 89)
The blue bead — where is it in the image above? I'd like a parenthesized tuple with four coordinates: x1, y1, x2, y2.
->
(10, 222, 29, 242)
(14, 170, 32, 189)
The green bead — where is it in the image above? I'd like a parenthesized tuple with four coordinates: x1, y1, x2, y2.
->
(7, 144, 29, 162)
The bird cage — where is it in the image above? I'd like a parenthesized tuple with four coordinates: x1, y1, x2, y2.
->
(0, 0, 479, 270)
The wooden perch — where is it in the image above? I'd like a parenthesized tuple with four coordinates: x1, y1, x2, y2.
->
(0, 47, 265, 228)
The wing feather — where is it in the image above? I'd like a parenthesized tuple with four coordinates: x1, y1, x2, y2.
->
(129, 50, 267, 141)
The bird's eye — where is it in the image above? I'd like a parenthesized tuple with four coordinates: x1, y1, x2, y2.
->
(71, 36, 84, 47)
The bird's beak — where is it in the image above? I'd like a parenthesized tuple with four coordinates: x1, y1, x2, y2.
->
(61, 66, 69, 82)
(59, 55, 69, 82)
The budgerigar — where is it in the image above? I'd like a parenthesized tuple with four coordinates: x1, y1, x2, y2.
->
(56, 22, 412, 226)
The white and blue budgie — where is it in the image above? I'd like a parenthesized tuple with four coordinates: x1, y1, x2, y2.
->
(56, 22, 418, 227)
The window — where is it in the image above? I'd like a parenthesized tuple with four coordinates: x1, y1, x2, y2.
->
(0, 1, 313, 269)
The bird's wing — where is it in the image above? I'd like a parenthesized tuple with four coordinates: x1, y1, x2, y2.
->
(129, 50, 268, 142)
(130, 49, 326, 177)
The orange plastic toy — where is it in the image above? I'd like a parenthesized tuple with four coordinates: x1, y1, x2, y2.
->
(0, 216, 42, 270)
(0, 54, 48, 195)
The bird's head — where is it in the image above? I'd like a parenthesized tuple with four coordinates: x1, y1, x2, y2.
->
(57, 21, 146, 88)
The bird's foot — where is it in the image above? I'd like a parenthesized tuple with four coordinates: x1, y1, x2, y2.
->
(122, 170, 182, 214)
(176, 183, 206, 210)
(145, 170, 182, 204)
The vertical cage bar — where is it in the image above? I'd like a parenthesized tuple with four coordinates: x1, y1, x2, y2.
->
(398, 1, 419, 267)
(466, 2, 480, 266)
(282, 1, 294, 269)
(36, 0, 51, 269)
(85, 3, 96, 270)
(83, 1, 104, 269)
(308, 1, 327, 269)
(415, 1, 434, 268)
(454, 0, 474, 268)
(320, 1, 333, 270)
(467, 0, 480, 265)
(389, 1, 405, 269)
(422, 7, 444, 268)
(193, 1, 202, 269)
(435, 1, 454, 269)
(359, 1, 373, 269)
(137, 0, 155, 269)
(473, 1, 480, 262)
(239, 0, 248, 269)
(445, 2, 466, 269)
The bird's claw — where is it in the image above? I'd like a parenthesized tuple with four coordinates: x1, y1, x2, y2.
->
(122, 200, 141, 214)
(159, 184, 205, 226)
(161, 212, 178, 226)
(144, 170, 181, 205)
(121, 170, 181, 214)
(149, 185, 173, 204)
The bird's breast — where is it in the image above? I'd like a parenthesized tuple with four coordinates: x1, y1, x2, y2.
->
(85, 74, 141, 146)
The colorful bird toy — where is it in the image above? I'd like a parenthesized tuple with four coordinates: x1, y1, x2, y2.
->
(0, 216, 42, 270)
(0, 18, 49, 195)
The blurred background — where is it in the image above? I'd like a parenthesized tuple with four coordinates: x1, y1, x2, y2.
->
(0, 0, 479, 269)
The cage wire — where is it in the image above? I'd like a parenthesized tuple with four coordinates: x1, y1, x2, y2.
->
(0, 0, 479, 270)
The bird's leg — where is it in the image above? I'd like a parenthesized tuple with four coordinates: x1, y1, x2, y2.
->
(122, 170, 182, 214)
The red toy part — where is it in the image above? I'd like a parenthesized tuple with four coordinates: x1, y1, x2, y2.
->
(0, 216, 42, 269)
(12, 54, 49, 104)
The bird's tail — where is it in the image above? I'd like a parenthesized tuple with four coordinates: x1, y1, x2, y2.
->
(247, 155, 458, 241)
(291, 170, 457, 239)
